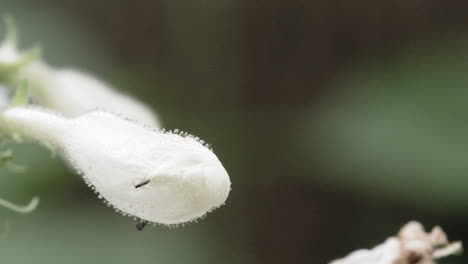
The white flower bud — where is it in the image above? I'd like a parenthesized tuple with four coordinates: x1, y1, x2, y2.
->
(330, 238, 400, 264)
(0, 17, 160, 128)
(0, 39, 20, 64)
(1, 106, 231, 225)
(25, 65, 161, 128)
(330, 221, 462, 264)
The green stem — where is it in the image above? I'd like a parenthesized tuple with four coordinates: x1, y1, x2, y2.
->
(3, 14, 18, 47)
(0, 196, 39, 213)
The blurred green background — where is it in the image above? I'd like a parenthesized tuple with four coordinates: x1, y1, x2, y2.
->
(1, 0, 468, 263)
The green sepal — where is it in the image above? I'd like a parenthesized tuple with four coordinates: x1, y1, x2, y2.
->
(0, 44, 42, 82)
(10, 79, 28, 106)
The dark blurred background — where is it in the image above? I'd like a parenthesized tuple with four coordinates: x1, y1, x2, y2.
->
(1, 0, 468, 263)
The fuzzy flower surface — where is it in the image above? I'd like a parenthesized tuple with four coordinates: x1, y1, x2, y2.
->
(1, 106, 231, 225)
(0, 17, 160, 128)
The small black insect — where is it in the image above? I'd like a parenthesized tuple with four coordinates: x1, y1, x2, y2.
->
(135, 179, 151, 189)
(136, 220, 147, 231)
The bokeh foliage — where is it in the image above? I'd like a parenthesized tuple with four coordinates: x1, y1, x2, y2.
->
(1, 0, 468, 264)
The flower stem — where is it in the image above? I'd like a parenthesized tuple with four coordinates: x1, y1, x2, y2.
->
(0, 196, 39, 214)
